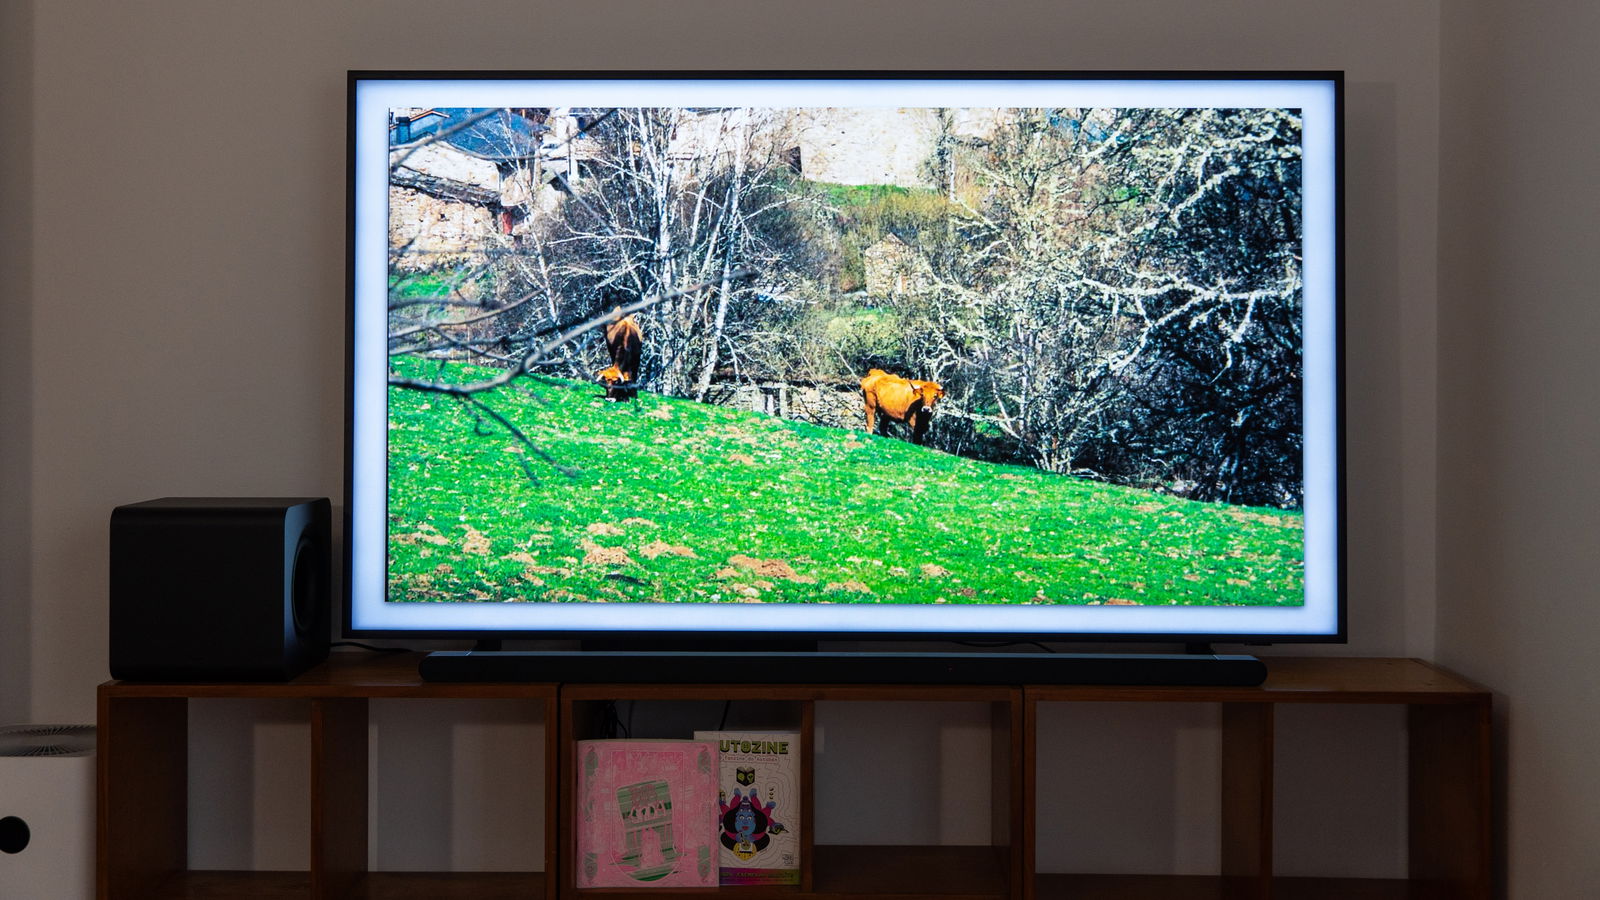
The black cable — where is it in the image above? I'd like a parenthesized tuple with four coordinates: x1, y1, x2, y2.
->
(330, 641, 414, 653)
(718, 700, 732, 730)
(955, 640, 1055, 653)
(598, 700, 624, 739)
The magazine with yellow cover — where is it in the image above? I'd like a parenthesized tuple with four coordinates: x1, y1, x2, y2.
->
(693, 731, 801, 885)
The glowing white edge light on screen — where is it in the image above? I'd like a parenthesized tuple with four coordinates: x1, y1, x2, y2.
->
(352, 76, 1339, 637)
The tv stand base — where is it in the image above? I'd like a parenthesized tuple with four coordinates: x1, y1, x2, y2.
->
(418, 649, 1267, 686)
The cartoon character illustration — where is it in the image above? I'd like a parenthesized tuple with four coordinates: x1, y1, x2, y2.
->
(616, 779, 680, 881)
(719, 787, 783, 860)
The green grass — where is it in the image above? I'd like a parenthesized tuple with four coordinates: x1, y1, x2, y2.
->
(386, 357, 1304, 606)
(390, 271, 458, 299)
(801, 180, 960, 292)
(389, 270, 493, 301)
(811, 181, 925, 206)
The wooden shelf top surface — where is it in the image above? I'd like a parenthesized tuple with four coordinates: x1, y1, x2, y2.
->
(100, 651, 558, 699)
(1029, 656, 1489, 704)
(560, 682, 1020, 702)
(101, 653, 1487, 704)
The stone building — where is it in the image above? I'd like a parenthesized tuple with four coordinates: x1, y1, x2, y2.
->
(862, 232, 933, 297)
(386, 107, 594, 270)
(785, 107, 1007, 189)
(385, 105, 1008, 272)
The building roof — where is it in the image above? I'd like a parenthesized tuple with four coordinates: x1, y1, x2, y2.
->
(392, 108, 552, 159)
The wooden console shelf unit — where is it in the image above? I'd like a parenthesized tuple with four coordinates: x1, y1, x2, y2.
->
(97, 654, 1490, 900)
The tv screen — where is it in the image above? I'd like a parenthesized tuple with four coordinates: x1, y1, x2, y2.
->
(347, 72, 1343, 643)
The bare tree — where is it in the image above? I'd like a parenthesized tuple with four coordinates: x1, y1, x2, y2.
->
(891, 107, 1304, 503)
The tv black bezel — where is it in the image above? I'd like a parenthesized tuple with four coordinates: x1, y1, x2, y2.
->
(344, 69, 1346, 647)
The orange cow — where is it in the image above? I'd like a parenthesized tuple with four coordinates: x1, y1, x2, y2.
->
(596, 308, 642, 400)
(861, 368, 945, 445)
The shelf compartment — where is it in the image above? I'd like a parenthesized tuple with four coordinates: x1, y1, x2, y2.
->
(561, 686, 816, 897)
(1025, 660, 1492, 900)
(100, 655, 559, 900)
(559, 685, 1021, 899)
(365, 698, 550, 876)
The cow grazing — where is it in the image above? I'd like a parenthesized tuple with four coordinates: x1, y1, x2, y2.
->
(596, 308, 642, 400)
(861, 368, 946, 445)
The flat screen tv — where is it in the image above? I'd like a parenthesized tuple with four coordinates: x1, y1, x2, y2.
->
(346, 71, 1343, 655)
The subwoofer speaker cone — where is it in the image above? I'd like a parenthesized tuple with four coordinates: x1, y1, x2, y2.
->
(290, 531, 321, 638)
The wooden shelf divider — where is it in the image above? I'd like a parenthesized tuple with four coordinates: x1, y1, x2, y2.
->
(1219, 701, 1273, 900)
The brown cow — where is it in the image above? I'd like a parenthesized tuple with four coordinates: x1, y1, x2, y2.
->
(861, 368, 945, 445)
(596, 307, 642, 400)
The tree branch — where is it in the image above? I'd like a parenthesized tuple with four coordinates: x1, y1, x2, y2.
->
(389, 291, 540, 341)
(456, 394, 578, 481)
(388, 270, 756, 395)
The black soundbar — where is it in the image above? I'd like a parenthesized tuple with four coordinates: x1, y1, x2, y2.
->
(419, 650, 1267, 686)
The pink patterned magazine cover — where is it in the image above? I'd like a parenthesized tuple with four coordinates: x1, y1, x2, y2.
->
(574, 739, 720, 888)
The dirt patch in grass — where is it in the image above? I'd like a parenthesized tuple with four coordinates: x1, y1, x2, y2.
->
(393, 531, 451, 546)
(727, 554, 817, 583)
(1227, 509, 1298, 528)
(507, 552, 571, 576)
(581, 538, 634, 566)
(461, 526, 491, 555)
(641, 541, 697, 560)
(826, 580, 872, 594)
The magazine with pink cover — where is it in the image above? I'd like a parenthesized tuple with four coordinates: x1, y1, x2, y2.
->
(574, 739, 720, 888)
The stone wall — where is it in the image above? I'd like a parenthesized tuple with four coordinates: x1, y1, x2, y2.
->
(863, 234, 932, 297)
(792, 108, 939, 188)
(705, 379, 866, 431)
(388, 186, 497, 271)
(790, 107, 1009, 189)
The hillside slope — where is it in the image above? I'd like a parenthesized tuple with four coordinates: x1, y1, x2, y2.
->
(387, 363, 1304, 607)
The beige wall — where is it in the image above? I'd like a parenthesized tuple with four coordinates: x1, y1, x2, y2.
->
(0, 0, 34, 728)
(0, 0, 1473, 883)
(1437, 0, 1600, 896)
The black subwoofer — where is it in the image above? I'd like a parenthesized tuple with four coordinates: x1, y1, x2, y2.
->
(109, 497, 331, 681)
